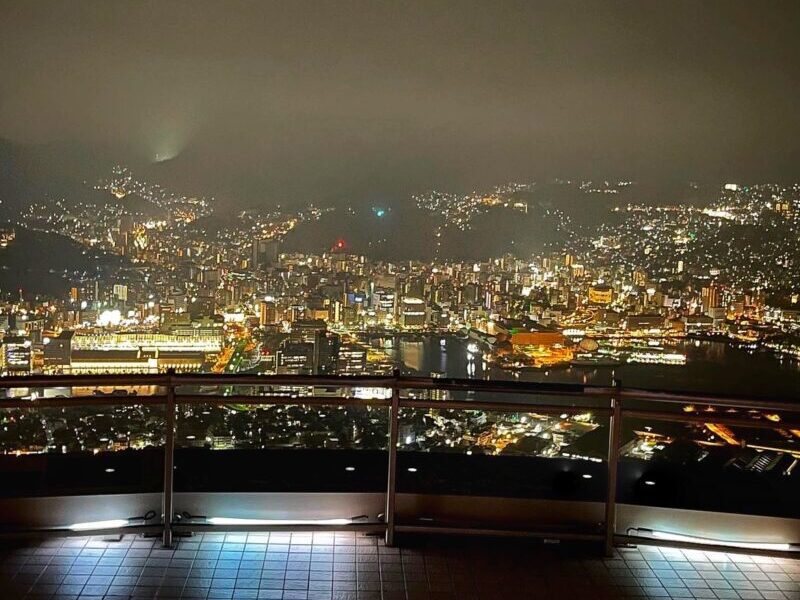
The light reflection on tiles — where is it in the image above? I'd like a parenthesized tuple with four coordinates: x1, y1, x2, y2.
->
(1, 532, 799, 599)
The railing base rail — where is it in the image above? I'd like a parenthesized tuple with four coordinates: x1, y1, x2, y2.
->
(614, 533, 800, 560)
(0, 524, 163, 541)
(395, 523, 605, 542)
(172, 522, 386, 535)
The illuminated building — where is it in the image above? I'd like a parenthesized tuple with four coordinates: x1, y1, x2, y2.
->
(276, 341, 315, 375)
(290, 319, 327, 341)
(72, 331, 223, 353)
(2, 335, 32, 375)
(337, 344, 367, 375)
(701, 285, 722, 314)
(372, 288, 396, 321)
(683, 314, 714, 333)
(509, 330, 566, 347)
(588, 285, 613, 305)
(113, 284, 128, 302)
(401, 297, 426, 329)
(0, 228, 15, 247)
(259, 300, 277, 326)
(288, 320, 333, 374)
(70, 349, 205, 373)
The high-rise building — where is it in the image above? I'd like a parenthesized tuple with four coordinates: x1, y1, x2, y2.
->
(287, 320, 329, 373)
(401, 297, 426, 329)
(405, 277, 425, 300)
(701, 285, 721, 314)
(276, 341, 315, 374)
(251, 239, 279, 271)
(259, 300, 277, 326)
(113, 284, 128, 302)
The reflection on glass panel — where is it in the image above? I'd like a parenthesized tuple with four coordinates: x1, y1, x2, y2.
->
(398, 407, 607, 461)
(1, 386, 164, 400)
(0, 405, 165, 454)
(173, 404, 389, 494)
(618, 410, 800, 518)
(176, 384, 392, 400)
(0, 408, 47, 453)
(176, 404, 388, 450)
(0, 405, 166, 497)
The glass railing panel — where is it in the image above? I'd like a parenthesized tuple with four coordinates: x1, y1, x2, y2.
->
(395, 394, 611, 501)
(1, 384, 166, 401)
(617, 396, 800, 519)
(174, 383, 393, 400)
(173, 402, 389, 494)
(0, 403, 165, 498)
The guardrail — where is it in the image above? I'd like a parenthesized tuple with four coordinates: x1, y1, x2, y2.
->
(1, 370, 799, 556)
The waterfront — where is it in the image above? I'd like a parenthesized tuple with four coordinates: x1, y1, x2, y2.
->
(370, 334, 800, 398)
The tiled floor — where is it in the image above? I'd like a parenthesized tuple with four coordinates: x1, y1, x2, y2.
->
(1, 531, 799, 600)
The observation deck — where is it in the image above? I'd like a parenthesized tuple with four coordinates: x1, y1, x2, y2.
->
(0, 373, 799, 598)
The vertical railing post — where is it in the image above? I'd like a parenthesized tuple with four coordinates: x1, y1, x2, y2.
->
(162, 369, 176, 548)
(385, 369, 400, 546)
(604, 378, 623, 557)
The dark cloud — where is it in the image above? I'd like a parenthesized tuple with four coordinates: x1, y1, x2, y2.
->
(1, 0, 799, 204)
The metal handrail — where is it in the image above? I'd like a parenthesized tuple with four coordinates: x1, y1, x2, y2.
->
(1, 371, 799, 555)
(176, 394, 392, 407)
(1, 372, 796, 407)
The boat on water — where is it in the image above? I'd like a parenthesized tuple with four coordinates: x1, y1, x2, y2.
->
(570, 353, 623, 367)
(627, 350, 686, 365)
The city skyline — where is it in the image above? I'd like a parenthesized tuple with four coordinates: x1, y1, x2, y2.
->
(0, 164, 798, 379)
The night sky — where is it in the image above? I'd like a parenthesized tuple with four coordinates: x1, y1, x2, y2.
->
(2, 1, 800, 203)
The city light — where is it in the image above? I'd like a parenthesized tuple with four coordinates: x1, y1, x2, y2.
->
(97, 309, 122, 327)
